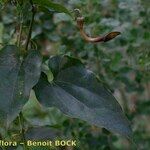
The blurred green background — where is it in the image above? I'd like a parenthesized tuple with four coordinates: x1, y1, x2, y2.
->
(0, 0, 150, 150)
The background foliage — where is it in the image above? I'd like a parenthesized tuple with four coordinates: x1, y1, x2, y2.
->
(0, 0, 150, 150)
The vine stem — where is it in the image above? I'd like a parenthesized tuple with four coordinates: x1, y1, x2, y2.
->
(17, 0, 23, 48)
(25, 0, 36, 51)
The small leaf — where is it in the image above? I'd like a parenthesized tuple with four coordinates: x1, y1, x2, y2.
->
(33, 0, 72, 17)
(0, 45, 42, 127)
(34, 55, 132, 138)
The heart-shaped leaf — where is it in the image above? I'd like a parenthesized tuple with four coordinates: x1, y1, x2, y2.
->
(34, 55, 132, 138)
(0, 45, 42, 127)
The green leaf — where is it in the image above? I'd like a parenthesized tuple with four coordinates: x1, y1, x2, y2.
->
(33, 0, 72, 17)
(0, 45, 42, 127)
(34, 55, 132, 138)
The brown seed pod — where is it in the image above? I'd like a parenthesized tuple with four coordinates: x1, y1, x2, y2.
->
(75, 9, 121, 43)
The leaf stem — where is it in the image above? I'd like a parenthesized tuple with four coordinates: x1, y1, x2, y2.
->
(25, 0, 36, 51)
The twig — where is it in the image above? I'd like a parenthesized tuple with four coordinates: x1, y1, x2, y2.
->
(25, 0, 36, 51)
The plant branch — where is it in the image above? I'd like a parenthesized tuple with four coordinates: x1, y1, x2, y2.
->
(25, 0, 36, 51)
